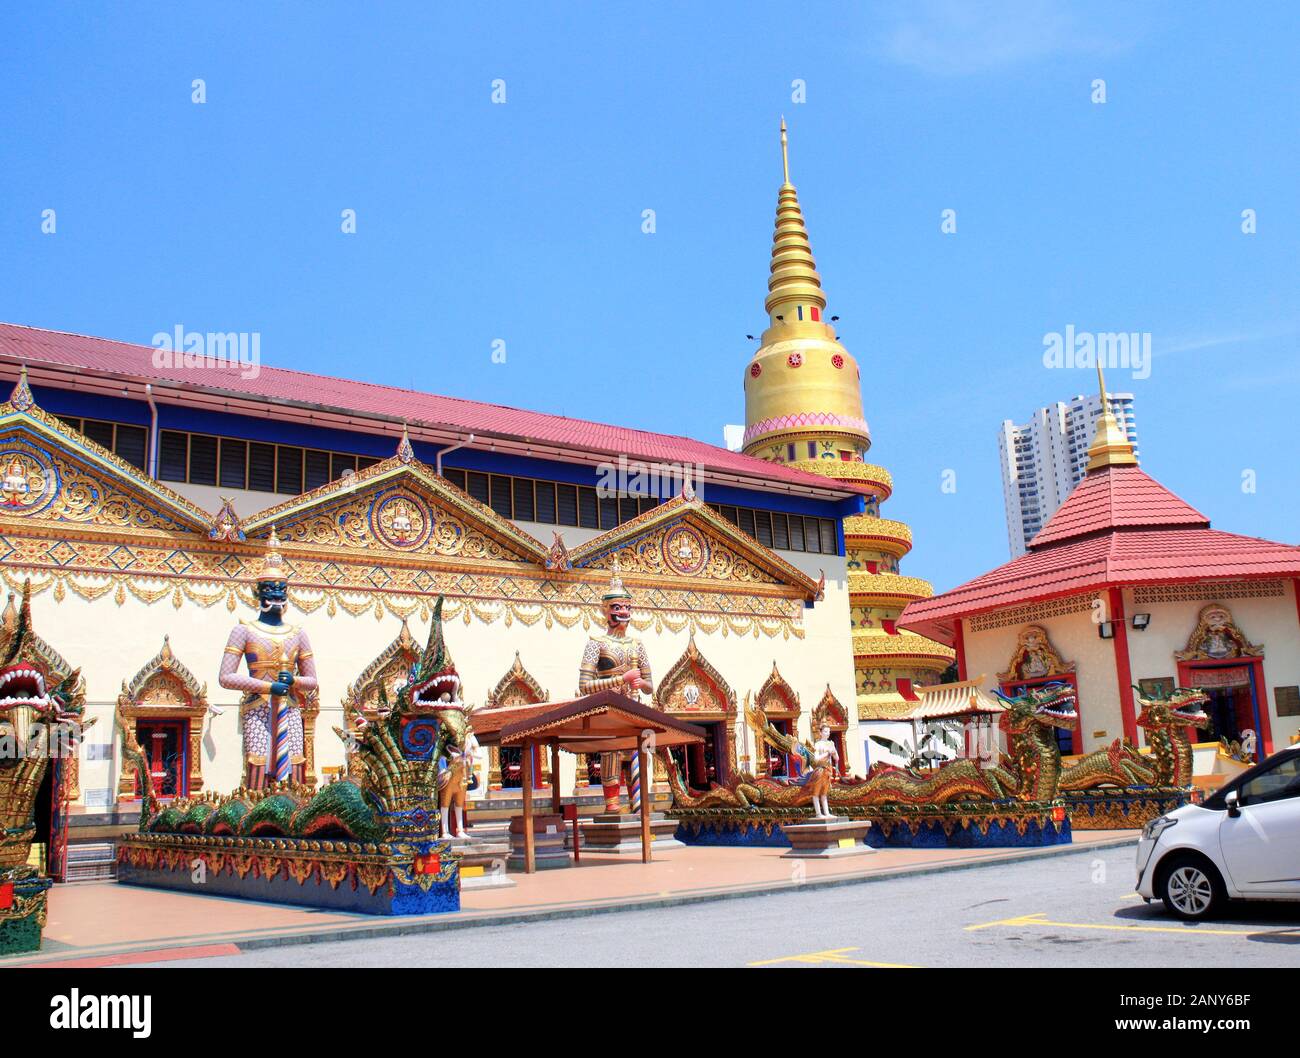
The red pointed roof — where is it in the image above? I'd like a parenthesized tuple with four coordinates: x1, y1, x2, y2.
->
(900, 465, 1300, 645)
(0, 322, 866, 498)
(1029, 465, 1207, 547)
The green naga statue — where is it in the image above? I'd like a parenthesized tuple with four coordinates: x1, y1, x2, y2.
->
(128, 597, 473, 846)
(0, 581, 89, 955)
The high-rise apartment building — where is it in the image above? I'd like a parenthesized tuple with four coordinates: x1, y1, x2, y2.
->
(998, 392, 1139, 556)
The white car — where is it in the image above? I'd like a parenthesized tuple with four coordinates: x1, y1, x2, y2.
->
(1136, 746, 1300, 921)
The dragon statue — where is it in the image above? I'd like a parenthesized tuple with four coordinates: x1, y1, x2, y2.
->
(0, 580, 89, 955)
(117, 598, 470, 916)
(1057, 685, 1211, 791)
(665, 683, 1079, 811)
(1137, 685, 1211, 787)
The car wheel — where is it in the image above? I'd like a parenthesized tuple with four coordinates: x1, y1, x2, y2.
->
(1158, 854, 1226, 921)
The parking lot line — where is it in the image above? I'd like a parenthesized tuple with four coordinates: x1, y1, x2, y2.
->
(748, 947, 917, 968)
(966, 910, 1262, 938)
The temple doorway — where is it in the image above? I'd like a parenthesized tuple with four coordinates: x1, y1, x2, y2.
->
(654, 637, 739, 789)
(1179, 661, 1262, 756)
(669, 719, 725, 790)
(136, 718, 188, 798)
(498, 745, 547, 789)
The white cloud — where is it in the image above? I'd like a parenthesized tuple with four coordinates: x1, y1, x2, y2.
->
(875, 0, 1137, 76)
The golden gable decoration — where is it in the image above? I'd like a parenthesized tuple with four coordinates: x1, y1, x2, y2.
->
(568, 492, 819, 599)
(754, 661, 800, 718)
(243, 458, 546, 566)
(0, 384, 808, 640)
(1175, 603, 1264, 661)
(998, 624, 1076, 682)
(812, 684, 847, 731)
(0, 425, 209, 535)
(115, 636, 210, 799)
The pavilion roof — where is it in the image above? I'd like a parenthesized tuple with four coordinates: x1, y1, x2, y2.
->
(471, 689, 706, 753)
(860, 677, 1005, 722)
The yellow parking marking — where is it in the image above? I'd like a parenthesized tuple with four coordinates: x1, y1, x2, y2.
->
(748, 947, 916, 968)
(965, 911, 1259, 938)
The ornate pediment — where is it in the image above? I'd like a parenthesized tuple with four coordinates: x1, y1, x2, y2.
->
(118, 635, 209, 713)
(567, 494, 819, 598)
(241, 457, 548, 566)
(754, 661, 800, 717)
(812, 684, 847, 730)
(654, 635, 736, 716)
(486, 651, 548, 708)
(1175, 603, 1263, 661)
(998, 624, 1075, 682)
(341, 619, 420, 723)
(0, 387, 212, 535)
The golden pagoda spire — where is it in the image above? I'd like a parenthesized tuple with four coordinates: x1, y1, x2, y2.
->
(1085, 361, 1138, 472)
(765, 119, 826, 323)
(780, 115, 790, 185)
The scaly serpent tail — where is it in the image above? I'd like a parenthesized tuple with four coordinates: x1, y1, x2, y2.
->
(116, 714, 156, 830)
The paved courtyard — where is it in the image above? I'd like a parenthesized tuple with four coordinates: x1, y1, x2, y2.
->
(141, 843, 1300, 969)
(7, 831, 1136, 966)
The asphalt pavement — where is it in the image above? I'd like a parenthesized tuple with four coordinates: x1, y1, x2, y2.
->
(137, 842, 1300, 967)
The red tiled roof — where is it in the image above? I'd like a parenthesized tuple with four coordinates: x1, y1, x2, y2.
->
(0, 323, 863, 497)
(899, 466, 1300, 644)
(1030, 465, 1207, 547)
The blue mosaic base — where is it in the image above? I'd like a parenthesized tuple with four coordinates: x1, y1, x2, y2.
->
(865, 817, 1072, 849)
(1063, 788, 1191, 828)
(117, 836, 460, 916)
(674, 821, 793, 847)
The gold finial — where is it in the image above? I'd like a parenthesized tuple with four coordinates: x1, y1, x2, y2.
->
(1085, 361, 1138, 472)
(780, 116, 790, 185)
(9, 365, 34, 412)
(396, 421, 415, 464)
(764, 120, 824, 321)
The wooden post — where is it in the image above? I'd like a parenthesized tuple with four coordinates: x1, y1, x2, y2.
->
(521, 739, 535, 874)
(639, 736, 652, 864)
(550, 740, 562, 815)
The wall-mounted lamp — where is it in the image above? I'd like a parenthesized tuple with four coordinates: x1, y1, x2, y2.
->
(1132, 613, 1152, 631)
(1098, 621, 1115, 640)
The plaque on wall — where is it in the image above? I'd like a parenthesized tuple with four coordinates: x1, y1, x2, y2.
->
(1138, 677, 1175, 699)
(1276, 686, 1300, 718)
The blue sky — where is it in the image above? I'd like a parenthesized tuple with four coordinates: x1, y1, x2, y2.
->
(2, 2, 1296, 591)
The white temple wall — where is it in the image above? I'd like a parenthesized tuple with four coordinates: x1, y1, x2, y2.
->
(960, 602, 1123, 753)
(43, 551, 859, 808)
(1120, 582, 1300, 750)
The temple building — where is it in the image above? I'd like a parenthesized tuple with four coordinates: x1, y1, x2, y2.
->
(0, 125, 955, 814)
(741, 120, 953, 732)
(902, 368, 1300, 762)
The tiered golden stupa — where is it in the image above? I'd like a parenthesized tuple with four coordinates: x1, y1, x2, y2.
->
(742, 121, 953, 718)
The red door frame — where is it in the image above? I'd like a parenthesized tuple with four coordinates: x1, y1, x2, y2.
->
(134, 717, 189, 799)
(1176, 656, 1272, 756)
